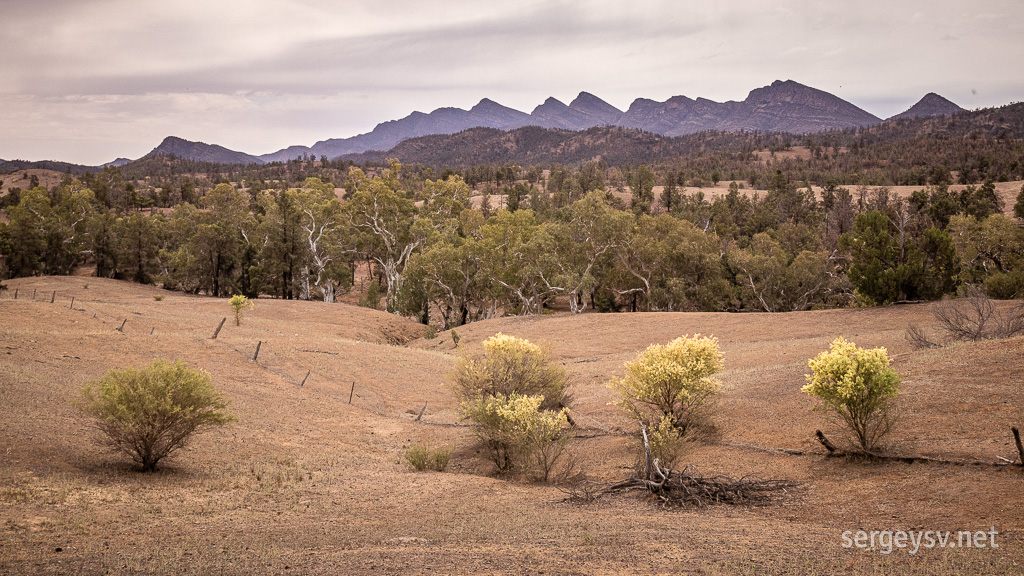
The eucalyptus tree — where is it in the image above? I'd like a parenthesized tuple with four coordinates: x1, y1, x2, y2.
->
(344, 163, 426, 313)
(726, 233, 836, 312)
(477, 209, 558, 315)
(399, 176, 480, 326)
(165, 183, 253, 296)
(615, 213, 728, 312)
(1, 185, 96, 277)
(546, 191, 631, 313)
(291, 178, 351, 302)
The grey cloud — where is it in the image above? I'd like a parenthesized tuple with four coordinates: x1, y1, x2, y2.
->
(16, 0, 715, 98)
(2, 0, 1023, 164)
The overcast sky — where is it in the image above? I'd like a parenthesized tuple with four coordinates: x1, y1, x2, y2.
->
(2, 0, 1022, 165)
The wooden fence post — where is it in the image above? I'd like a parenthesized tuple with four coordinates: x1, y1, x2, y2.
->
(252, 341, 262, 362)
(1013, 427, 1024, 467)
(211, 317, 226, 339)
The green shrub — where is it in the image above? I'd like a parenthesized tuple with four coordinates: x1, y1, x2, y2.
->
(78, 359, 235, 472)
(802, 337, 901, 452)
(229, 294, 253, 326)
(404, 444, 451, 472)
(610, 335, 723, 439)
(153, 295, 164, 301)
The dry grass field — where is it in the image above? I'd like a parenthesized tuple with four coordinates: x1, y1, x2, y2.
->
(0, 170, 67, 196)
(1, 276, 1022, 575)
(471, 179, 1024, 220)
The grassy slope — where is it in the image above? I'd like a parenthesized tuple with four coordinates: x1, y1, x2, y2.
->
(1, 276, 1022, 575)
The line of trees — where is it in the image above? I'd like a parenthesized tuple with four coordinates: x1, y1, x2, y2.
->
(2, 161, 1022, 328)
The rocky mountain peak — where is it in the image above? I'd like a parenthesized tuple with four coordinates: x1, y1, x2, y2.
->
(889, 93, 964, 120)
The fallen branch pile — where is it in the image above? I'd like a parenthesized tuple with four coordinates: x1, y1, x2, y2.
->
(562, 423, 798, 508)
(599, 465, 798, 508)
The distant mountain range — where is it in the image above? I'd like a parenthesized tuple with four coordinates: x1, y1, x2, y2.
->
(128, 80, 966, 166)
(253, 80, 941, 163)
(347, 101, 1024, 168)
(0, 80, 976, 171)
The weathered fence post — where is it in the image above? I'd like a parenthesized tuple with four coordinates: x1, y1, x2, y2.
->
(211, 317, 226, 339)
(1013, 427, 1024, 467)
(349, 382, 355, 404)
(300, 370, 311, 387)
(252, 340, 262, 362)
(815, 430, 838, 454)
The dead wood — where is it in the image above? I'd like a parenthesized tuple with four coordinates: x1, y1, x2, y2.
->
(904, 324, 940, 349)
(815, 430, 838, 453)
(564, 464, 798, 508)
(813, 430, 1015, 467)
(566, 423, 798, 508)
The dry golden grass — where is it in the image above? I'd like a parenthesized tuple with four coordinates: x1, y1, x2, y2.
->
(1, 276, 1022, 575)
(468, 179, 1024, 220)
(0, 169, 66, 196)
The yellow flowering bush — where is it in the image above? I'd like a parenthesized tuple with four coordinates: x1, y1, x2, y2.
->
(802, 337, 901, 451)
(461, 393, 569, 479)
(645, 414, 687, 470)
(610, 335, 723, 437)
(452, 334, 573, 479)
(451, 333, 569, 411)
(229, 294, 254, 326)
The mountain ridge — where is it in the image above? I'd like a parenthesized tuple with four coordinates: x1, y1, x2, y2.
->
(341, 102, 1024, 168)
(145, 136, 265, 165)
(253, 80, 905, 162)
(116, 82, 971, 167)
